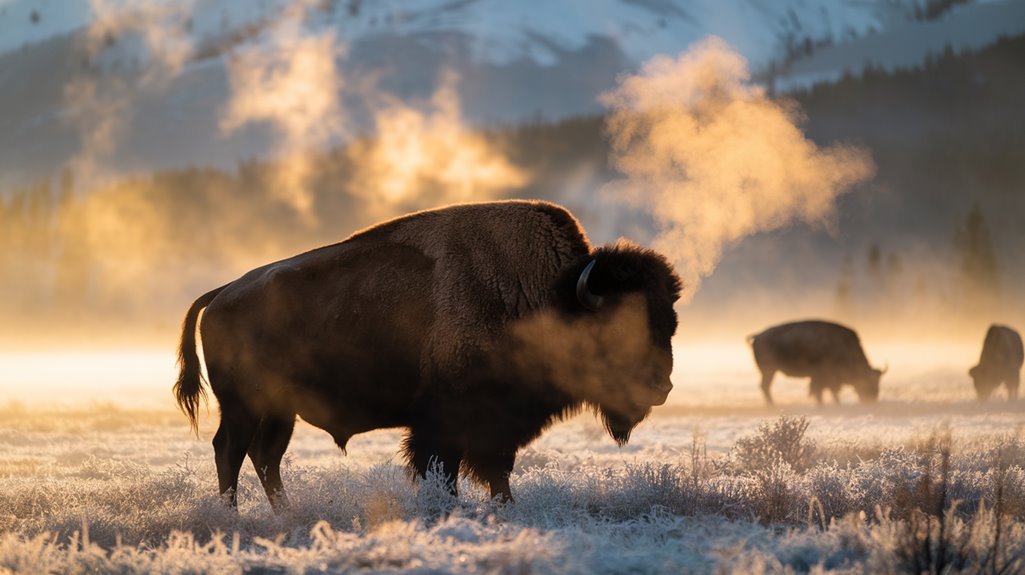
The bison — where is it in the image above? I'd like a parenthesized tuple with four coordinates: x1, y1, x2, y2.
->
(969, 324, 1023, 400)
(174, 200, 681, 507)
(748, 320, 884, 405)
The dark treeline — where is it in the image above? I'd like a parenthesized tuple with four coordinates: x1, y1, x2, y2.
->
(1, 34, 1023, 344)
(796, 33, 1025, 325)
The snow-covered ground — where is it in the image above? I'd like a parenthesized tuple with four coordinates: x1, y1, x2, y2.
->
(2, 343, 1024, 572)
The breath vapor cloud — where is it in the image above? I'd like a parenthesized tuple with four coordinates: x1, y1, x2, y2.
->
(601, 37, 875, 300)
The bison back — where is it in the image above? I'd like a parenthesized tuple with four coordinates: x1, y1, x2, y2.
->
(752, 320, 867, 376)
(199, 240, 435, 426)
(197, 200, 591, 426)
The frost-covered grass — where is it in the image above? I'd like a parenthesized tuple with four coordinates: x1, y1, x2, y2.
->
(3, 397, 1025, 573)
(0, 345, 1020, 573)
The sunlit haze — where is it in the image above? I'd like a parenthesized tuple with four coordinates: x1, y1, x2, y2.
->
(1, 0, 1023, 571)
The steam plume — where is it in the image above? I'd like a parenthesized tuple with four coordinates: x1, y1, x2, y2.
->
(601, 37, 875, 300)
(220, 0, 346, 217)
(346, 70, 530, 218)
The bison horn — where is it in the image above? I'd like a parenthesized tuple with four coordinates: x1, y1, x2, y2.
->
(576, 259, 604, 311)
(881, 363, 889, 375)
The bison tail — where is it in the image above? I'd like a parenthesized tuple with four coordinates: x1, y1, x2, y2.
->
(174, 285, 227, 435)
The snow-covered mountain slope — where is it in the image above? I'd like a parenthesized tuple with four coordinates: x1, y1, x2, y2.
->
(777, 0, 1025, 90)
(0, 0, 916, 66)
(0, 0, 1014, 192)
(0, 0, 90, 54)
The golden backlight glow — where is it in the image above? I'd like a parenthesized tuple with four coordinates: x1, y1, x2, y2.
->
(1, 2, 1023, 568)
(0, 339, 984, 410)
(0, 351, 176, 407)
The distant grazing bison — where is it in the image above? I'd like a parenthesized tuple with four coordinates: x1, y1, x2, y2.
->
(174, 200, 681, 507)
(748, 320, 884, 405)
(969, 324, 1023, 400)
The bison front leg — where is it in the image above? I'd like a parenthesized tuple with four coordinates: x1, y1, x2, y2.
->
(1007, 372, 1020, 400)
(828, 385, 842, 404)
(809, 378, 826, 405)
(404, 428, 463, 497)
(465, 449, 516, 503)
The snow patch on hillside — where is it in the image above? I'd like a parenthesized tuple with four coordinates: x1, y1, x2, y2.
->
(0, 0, 923, 70)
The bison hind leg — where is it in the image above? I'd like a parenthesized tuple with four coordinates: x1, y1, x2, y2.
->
(248, 413, 297, 511)
(759, 369, 776, 405)
(212, 399, 261, 508)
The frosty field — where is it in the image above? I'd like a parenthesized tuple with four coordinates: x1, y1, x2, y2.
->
(2, 342, 1025, 574)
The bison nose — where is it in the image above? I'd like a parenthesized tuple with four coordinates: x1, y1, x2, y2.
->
(649, 378, 673, 406)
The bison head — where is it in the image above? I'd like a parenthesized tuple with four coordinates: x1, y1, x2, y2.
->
(853, 366, 884, 402)
(512, 241, 681, 445)
(969, 365, 999, 400)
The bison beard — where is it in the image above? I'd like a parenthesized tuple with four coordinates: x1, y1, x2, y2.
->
(174, 200, 681, 507)
(601, 409, 646, 446)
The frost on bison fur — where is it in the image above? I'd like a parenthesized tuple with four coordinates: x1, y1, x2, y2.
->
(174, 200, 682, 507)
(748, 320, 884, 405)
(970, 324, 1024, 400)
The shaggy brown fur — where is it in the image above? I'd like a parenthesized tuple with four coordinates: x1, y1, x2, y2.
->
(175, 200, 681, 507)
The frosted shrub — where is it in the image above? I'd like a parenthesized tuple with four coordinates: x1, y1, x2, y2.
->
(849, 446, 928, 516)
(751, 457, 801, 525)
(413, 464, 460, 519)
(807, 463, 864, 524)
(1000, 466, 1025, 519)
(733, 416, 816, 474)
(592, 464, 687, 519)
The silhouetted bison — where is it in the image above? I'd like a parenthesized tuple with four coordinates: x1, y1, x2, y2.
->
(970, 324, 1023, 400)
(175, 200, 681, 507)
(748, 320, 884, 405)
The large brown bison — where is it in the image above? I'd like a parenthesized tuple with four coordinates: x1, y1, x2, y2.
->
(174, 200, 681, 507)
(970, 324, 1023, 400)
(748, 320, 884, 405)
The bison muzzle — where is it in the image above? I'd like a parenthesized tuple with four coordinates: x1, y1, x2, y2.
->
(174, 200, 681, 507)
